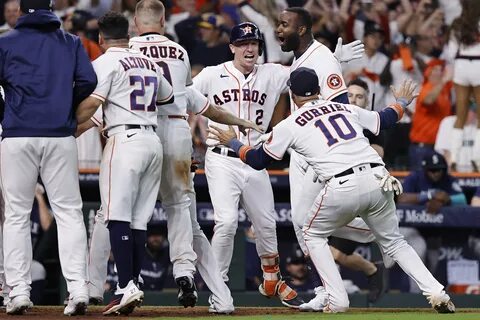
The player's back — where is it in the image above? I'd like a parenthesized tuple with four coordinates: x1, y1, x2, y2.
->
(284, 99, 383, 180)
(130, 34, 190, 116)
(92, 48, 164, 130)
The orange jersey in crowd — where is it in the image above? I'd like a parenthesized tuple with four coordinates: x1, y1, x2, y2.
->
(410, 81, 453, 144)
(81, 36, 102, 61)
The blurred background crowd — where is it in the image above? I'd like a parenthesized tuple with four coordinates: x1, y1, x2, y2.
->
(1, 0, 480, 305)
(1, 0, 477, 173)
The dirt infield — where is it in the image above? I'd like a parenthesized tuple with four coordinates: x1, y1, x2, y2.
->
(0, 306, 479, 319)
(0, 306, 295, 319)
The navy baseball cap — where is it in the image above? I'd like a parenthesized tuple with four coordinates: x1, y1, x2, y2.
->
(422, 152, 448, 170)
(288, 67, 319, 97)
(364, 20, 384, 37)
(21, 0, 53, 13)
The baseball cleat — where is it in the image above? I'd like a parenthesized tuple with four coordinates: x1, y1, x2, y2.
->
(260, 280, 305, 309)
(89, 296, 103, 305)
(367, 262, 385, 304)
(176, 276, 198, 308)
(64, 295, 88, 316)
(5, 295, 33, 315)
(299, 286, 327, 311)
(281, 295, 305, 309)
(426, 292, 455, 313)
(102, 280, 144, 316)
(208, 295, 234, 314)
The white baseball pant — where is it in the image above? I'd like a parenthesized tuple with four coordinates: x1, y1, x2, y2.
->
(289, 151, 375, 254)
(187, 173, 234, 310)
(304, 164, 445, 312)
(87, 175, 234, 310)
(157, 116, 197, 279)
(0, 137, 88, 299)
(205, 149, 278, 281)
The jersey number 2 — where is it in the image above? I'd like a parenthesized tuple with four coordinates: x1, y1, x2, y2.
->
(315, 114, 356, 146)
(130, 75, 158, 111)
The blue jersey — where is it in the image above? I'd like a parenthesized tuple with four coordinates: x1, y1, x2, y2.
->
(30, 200, 43, 250)
(474, 186, 480, 197)
(139, 246, 170, 291)
(0, 10, 96, 138)
(402, 170, 464, 197)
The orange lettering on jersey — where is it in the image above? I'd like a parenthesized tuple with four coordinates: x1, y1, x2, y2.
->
(327, 74, 343, 90)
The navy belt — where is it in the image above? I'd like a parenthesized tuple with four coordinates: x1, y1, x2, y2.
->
(456, 55, 480, 60)
(104, 125, 155, 138)
(212, 147, 238, 158)
(334, 163, 382, 178)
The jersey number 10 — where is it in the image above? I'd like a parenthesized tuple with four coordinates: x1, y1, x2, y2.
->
(315, 114, 356, 146)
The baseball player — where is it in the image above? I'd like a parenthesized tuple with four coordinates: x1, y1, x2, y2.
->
(0, 0, 97, 315)
(193, 21, 305, 308)
(84, 0, 260, 312)
(76, 12, 173, 315)
(208, 67, 455, 314)
(273, 8, 392, 308)
(130, 0, 265, 309)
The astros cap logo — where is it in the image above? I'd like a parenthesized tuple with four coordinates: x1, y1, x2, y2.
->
(242, 25, 253, 34)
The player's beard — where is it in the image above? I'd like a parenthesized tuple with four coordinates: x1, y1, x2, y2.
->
(281, 34, 300, 52)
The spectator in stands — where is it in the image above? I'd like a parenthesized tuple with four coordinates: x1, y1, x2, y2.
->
(123, 0, 139, 36)
(399, 0, 443, 42)
(76, 0, 121, 18)
(105, 225, 173, 292)
(342, 0, 390, 46)
(284, 245, 315, 293)
(343, 20, 389, 111)
(449, 0, 480, 174)
(398, 152, 467, 213)
(64, 10, 102, 60)
(64, 10, 103, 170)
(397, 152, 467, 280)
(382, 43, 423, 169)
(435, 103, 478, 172)
(0, 0, 20, 33)
(139, 225, 171, 291)
(189, 13, 233, 73)
(169, 0, 199, 43)
(233, 0, 292, 64)
(304, 0, 342, 50)
(470, 186, 480, 206)
(408, 59, 452, 170)
(29, 184, 52, 305)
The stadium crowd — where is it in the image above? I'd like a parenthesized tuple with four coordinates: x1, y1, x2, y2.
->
(0, 0, 475, 172)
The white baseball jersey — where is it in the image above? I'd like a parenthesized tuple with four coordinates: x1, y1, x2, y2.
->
(130, 34, 199, 281)
(129, 34, 191, 116)
(264, 99, 384, 180)
(193, 61, 289, 146)
(185, 86, 209, 115)
(290, 40, 347, 111)
(91, 47, 173, 130)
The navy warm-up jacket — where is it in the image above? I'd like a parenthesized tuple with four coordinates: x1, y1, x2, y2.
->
(0, 10, 97, 138)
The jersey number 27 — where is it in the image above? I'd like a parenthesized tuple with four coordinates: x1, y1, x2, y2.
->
(130, 75, 158, 112)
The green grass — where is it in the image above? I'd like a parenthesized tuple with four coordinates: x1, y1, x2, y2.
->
(148, 310, 480, 320)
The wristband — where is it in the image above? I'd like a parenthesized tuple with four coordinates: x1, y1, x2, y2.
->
(396, 98, 409, 109)
(228, 138, 244, 154)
